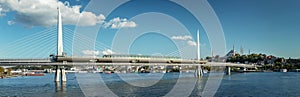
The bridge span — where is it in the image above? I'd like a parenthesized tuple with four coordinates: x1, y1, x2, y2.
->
(0, 57, 258, 82)
(0, 58, 257, 68)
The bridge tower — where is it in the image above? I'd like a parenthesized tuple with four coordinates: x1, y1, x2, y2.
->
(57, 6, 63, 56)
(54, 7, 67, 82)
(195, 30, 203, 77)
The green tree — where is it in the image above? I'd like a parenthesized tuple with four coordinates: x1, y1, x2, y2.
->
(0, 66, 4, 76)
(7, 68, 12, 76)
(205, 56, 212, 60)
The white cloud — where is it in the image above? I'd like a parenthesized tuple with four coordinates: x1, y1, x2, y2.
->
(187, 40, 197, 46)
(0, 0, 138, 29)
(0, 5, 8, 16)
(7, 20, 15, 25)
(0, 0, 105, 27)
(71, 11, 106, 26)
(171, 35, 192, 40)
(0, 0, 137, 29)
(0, 7, 4, 16)
(102, 49, 116, 55)
(104, 17, 137, 29)
(82, 49, 117, 56)
(171, 35, 201, 46)
(82, 50, 100, 56)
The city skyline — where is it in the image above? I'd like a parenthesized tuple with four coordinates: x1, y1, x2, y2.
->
(0, 0, 300, 58)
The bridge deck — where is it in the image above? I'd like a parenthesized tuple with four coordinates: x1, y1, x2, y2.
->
(0, 62, 257, 68)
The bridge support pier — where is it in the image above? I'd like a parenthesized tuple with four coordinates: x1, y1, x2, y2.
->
(54, 65, 67, 82)
(61, 66, 66, 82)
(195, 65, 203, 78)
(135, 66, 140, 73)
(226, 66, 231, 75)
(54, 65, 60, 82)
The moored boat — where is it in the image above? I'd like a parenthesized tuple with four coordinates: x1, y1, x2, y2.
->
(25, 72, 44, 76)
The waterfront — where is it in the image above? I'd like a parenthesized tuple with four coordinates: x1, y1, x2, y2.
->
(1, 72, 300, 96)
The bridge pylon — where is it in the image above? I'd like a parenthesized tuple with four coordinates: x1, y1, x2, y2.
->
(195, 30, 203, 78)
(54, 7, 67, 83)
(57, 6, 63, 56)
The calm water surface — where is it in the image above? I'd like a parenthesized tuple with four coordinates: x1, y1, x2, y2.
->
(0, 72, 300, 96)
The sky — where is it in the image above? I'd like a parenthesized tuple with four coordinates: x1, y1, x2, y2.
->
(0, 0, 300, 59)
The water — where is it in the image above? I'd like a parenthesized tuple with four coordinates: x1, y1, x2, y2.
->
(215, 72, 300, 97)
(1, 72, 300, 96)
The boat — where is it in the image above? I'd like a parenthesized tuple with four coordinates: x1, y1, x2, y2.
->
(25, 73, 44, 76)
(105, 71, 112, 74)
(25, 72, 44, 76)
(280, 69, 287, 72)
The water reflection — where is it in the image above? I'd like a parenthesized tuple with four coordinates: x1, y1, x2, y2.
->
(55, 81, 61, 91)
(196, 78, 204, 96)
(55, 81, 67, 97)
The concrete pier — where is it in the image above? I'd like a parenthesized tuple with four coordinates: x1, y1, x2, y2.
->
(226, 66, 231, 75)
(54, 65, 67, 82)
(195, 65, 203, 77)
(54, 65, 60, 82)
(61, 67, 66, 82)
(135, 66, 140, 73)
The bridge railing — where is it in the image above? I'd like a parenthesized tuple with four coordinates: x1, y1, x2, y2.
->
(0, 58, 52, 62)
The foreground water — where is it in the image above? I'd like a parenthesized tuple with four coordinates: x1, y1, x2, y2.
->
(1, 72, 300, 96)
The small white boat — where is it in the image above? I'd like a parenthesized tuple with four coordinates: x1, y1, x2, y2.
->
(280, 69, 287, 72)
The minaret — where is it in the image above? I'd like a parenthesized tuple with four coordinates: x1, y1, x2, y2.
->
(240, 46, 243, 55)
(248, 49, 251, 55)
(197, 30, 200, 60)
(57, 7, 63, 56)
(211, 50, 214, 58)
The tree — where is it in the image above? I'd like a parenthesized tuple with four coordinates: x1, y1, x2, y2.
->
(0, 66, 4, 76)
(206, 56, 212, 60)
(7, 68, 12, 76)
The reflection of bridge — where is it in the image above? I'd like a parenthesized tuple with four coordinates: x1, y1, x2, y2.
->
(0, 7, 256, 83)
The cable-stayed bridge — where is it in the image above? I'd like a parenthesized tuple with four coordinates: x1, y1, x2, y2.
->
(0, 7, 257, 83)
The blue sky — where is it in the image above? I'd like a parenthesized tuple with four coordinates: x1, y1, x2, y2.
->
(210, 0, 300, 58)
(0, 0, 299, 59)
